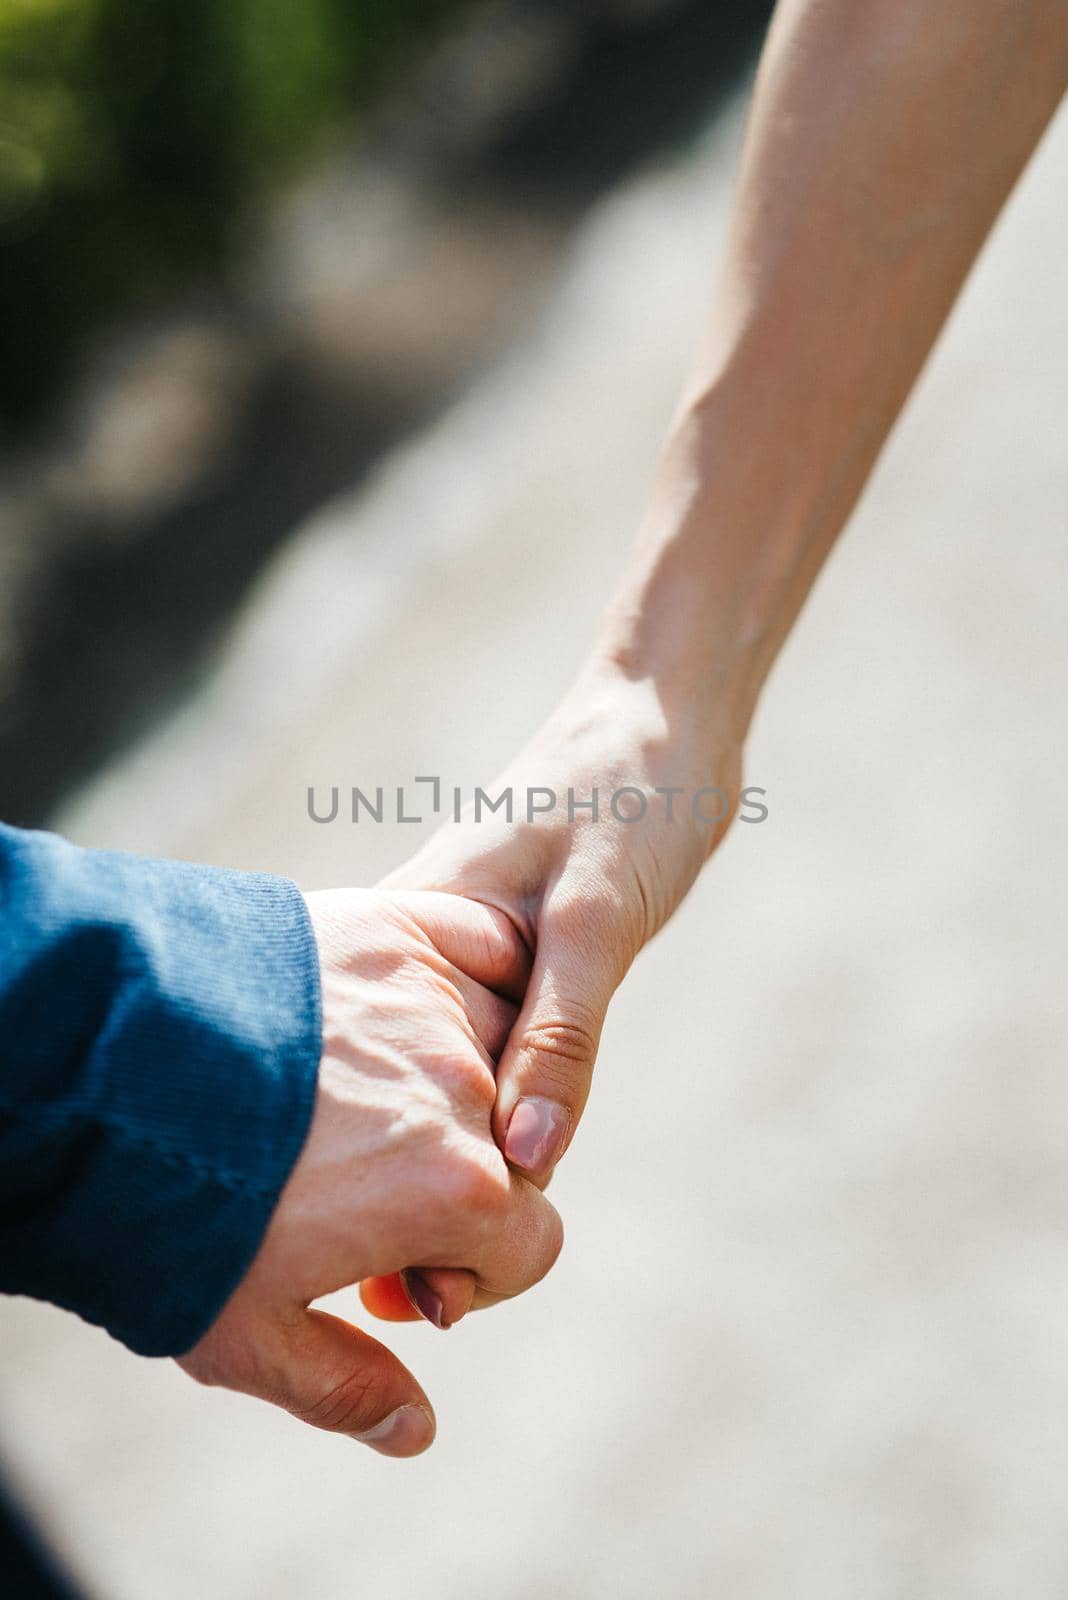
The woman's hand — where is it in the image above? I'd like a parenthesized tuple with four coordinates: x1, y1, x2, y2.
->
(178, 888, 562, 1455)
(382, 658, 745, 1184)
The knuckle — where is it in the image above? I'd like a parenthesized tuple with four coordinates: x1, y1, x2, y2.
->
(436, 1049, 497, 1113)
(445, 1146, 510, 1218)
(521, 1018, 600, 1101)
(524, 1017, 598, 1066)
(293, 1365, 384, 1434)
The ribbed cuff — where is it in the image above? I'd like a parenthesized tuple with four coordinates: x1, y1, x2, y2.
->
(0, 828, 322, 1357)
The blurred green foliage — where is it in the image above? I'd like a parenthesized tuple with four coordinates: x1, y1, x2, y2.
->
(0, 0, 474, 431)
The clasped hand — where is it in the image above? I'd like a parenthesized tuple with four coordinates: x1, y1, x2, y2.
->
(180, 888, 562, 1456)
(182, 667, 743, 1456)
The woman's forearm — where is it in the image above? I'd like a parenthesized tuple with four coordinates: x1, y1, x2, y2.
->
(598, 0, 1067, 734)
(393, 2, 1065, 1187)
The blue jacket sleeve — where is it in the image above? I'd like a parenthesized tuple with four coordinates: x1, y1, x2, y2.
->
(0, 823, 321, 1358)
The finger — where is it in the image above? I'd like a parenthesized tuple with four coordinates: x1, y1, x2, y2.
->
(449, 975, 518, 1061)
(491, 910, 622, 1183)
(390, 890, 531, 1002)
(360, 1269, 477, 1329)
(357, 1274, 508, 1321)
(402, 1267, 477, 1328)
(469, 1170, 564, 1298)
(254, 1308, 435, 1456)
(414, 1283, 508, 1313)
(359, 1273, 421, 1322)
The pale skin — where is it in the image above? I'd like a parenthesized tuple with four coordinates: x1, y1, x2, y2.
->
(180, 890, 559, 1456)
(184, 0, 1068, 1440)
(367, 0, 1068, 1319)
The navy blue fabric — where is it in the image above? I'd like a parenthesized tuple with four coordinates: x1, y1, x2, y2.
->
(0, 824, 321, 1357)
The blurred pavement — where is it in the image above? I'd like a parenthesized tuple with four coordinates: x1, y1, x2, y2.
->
(1, 91, 1067, 1600)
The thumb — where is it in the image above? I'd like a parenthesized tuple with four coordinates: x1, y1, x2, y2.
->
(492, 909, 622, 1182)
(246, 1308, 435, 1456)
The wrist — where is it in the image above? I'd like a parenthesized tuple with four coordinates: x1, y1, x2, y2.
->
(549, 645, 746, 827)
(590, 600, 759, 753)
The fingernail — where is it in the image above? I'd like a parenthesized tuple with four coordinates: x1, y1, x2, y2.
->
(504, 1097, 571, 1176)
(402, 1269, 449, 1330)
(356, 1404, 435, 1457)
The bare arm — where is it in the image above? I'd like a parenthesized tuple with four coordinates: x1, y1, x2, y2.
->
(379, 0, 1068, 1264)
(603, 0, 1068, 730)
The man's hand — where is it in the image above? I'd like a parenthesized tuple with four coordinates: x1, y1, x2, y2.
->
(178, 888, 562, 1456)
